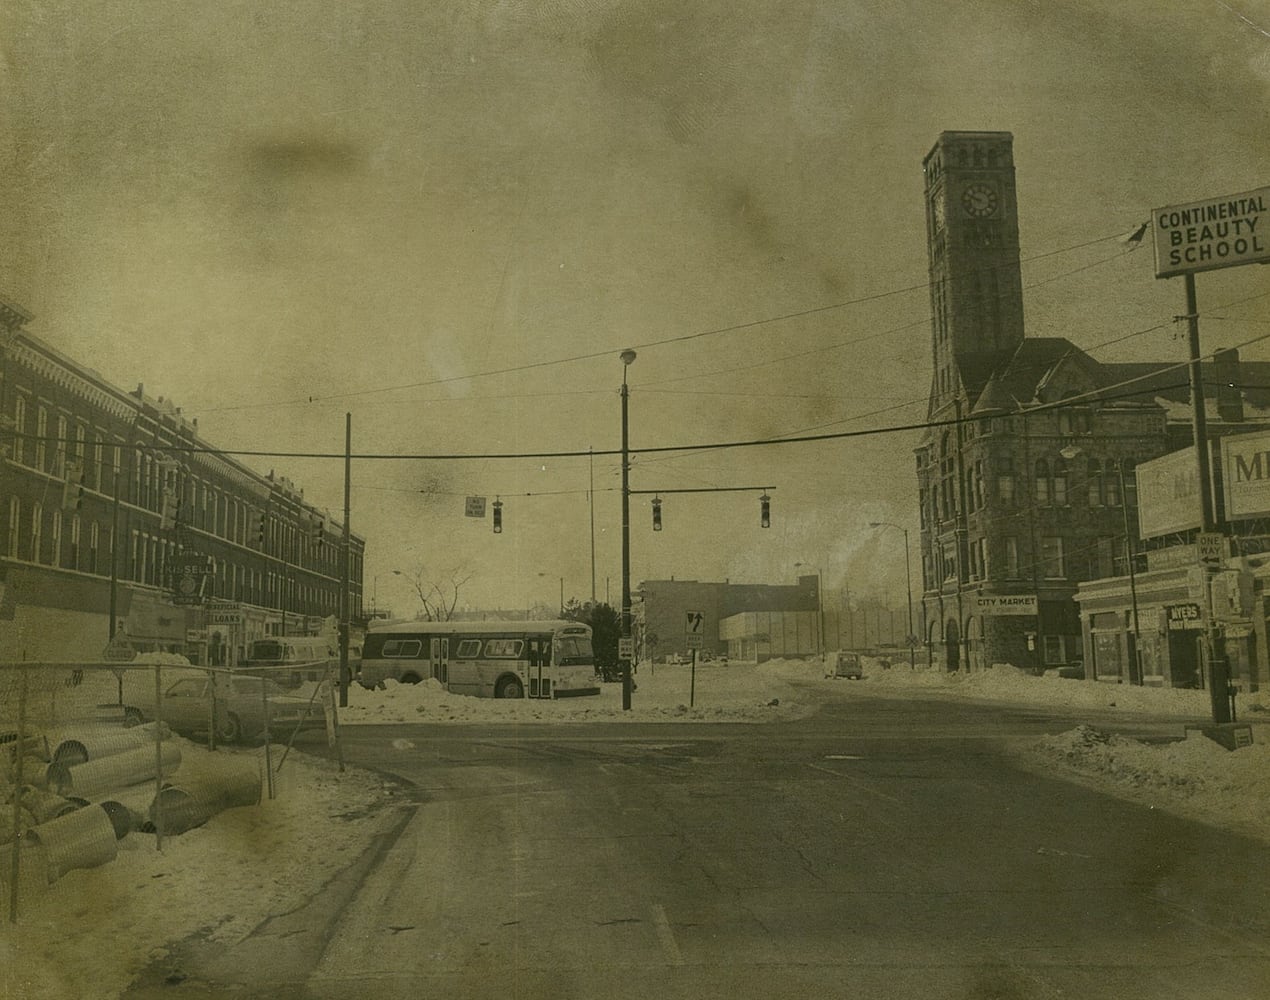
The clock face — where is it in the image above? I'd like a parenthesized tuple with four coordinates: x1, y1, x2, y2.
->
(961, 182, 998, 218)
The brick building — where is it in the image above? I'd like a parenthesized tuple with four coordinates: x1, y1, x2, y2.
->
(0, 298, 365, 662)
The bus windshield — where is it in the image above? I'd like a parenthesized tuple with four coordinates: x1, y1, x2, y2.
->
(248, 640, 284, 662)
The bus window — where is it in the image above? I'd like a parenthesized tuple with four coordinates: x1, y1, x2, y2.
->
(382, 639, 423, 657)
(454, 639, 482, 658)
(484, 639, 523, 658)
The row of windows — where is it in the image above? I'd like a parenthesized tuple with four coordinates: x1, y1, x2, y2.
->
(3, 495, 342, 616)
(7, 393, 345, 574)
(922, 455, 1135, 527)
(925, 534, 1133, 590)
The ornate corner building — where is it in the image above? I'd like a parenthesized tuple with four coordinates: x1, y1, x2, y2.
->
(0, 298, 366, 663)
(914, 131, 1270, 675)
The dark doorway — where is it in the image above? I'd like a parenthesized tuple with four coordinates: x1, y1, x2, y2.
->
(944, 619, 961, 672)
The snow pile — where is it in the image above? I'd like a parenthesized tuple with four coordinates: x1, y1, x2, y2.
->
(1028, 724, 1270, 842)
(339, 662, 818, 725)
(0, 746, 403, 1000)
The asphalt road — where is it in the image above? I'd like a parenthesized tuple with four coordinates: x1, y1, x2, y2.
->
(129, 685, 1270, 999)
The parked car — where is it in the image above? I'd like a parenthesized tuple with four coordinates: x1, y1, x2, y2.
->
(832, 651, 863, 680)
(122, 673, 326, 745)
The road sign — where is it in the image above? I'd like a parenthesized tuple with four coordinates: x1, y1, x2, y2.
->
(685, 610, 704, 634)
(618, 637, 634, 659)
(685, 633, 703, 650)
(1197, 532, 1226, 568)
(464, 496, 487, 518)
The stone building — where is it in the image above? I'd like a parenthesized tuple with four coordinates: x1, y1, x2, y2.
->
(0, 298, 366, 663)
(914, 131, 1270, 674)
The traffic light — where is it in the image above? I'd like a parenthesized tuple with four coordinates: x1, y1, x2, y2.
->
(492, 498, 503, 533)
(257, 510, 267, 546)
(760, 492, 770, 528)
(652, 496, 662, 531)
(312, 516, 325, 548)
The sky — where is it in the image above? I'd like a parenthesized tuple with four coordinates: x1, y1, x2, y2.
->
(2, 657, 1268, 998)
(2, 1, 1269, 614)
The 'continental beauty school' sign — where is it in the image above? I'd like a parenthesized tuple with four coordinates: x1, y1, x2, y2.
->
(1222, 428, 1270, 521)
(1153, 187, 1270, 279)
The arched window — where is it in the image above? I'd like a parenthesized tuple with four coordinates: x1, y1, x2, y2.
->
(1088, 458, 1103, 506)
(1053, 458, 1068, 506)
(1035, 459, 1050, 504)
(1107, 464, 1122, 507)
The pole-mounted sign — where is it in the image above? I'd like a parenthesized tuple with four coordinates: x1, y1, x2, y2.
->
(1153, 186, 1270, 279)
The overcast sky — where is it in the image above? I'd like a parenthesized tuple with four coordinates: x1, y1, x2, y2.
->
(3, 1, 1268, 613)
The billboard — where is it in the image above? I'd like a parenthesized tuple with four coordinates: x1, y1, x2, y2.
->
(1135, 447, 1201, 539)
(1221, 428, 1270, 521)
(1153, 187, 1270, 279)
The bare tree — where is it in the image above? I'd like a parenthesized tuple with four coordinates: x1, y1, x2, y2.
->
(405, 563, 475, 621)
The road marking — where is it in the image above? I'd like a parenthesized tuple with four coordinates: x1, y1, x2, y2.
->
(650, 903, 684, 966)
(824, 754, 863, 760)
(807, 762, 900, 802)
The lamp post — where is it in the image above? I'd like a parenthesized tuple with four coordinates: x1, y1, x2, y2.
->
(620, 348, 636, 711)
(870, 522, 915, 669)
(537, 573, 565, 615)
(794, 562, 825, 661)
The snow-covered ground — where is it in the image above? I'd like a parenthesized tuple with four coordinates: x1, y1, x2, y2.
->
(2, 657, 1266, 999)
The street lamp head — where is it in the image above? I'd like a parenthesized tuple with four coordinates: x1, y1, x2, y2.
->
(619, 349, 637, 366)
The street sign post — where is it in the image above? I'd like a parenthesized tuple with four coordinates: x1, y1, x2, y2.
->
(685, 610, 704, 650)
(1197, 532, 1226, 568)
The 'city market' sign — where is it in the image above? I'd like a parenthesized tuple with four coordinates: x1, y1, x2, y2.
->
(975, 595, 1037, 616)
(1153, 186, 1270, 278)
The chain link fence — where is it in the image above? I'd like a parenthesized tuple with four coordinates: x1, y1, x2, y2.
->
(1, 656, 342, 922)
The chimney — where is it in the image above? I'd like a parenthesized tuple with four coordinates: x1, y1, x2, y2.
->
(1215, 348, 1244, 423)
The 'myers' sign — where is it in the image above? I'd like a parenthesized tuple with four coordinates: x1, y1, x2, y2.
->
(975, 595, 1037, 616)
(1153, 187, 1270, 278)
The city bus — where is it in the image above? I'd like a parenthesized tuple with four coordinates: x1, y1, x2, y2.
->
(357, 619, 599, 699)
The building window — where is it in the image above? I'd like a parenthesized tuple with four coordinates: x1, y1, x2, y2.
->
(997, 457, 1015, 505)
(36, 407, 48, 472)
(30, 502, 43, 562)
(1043, 634, 1065, 665)
(93, 435, 104, 491)
(51, 511, 62, 567)
(90, 521, 100, 574)
(1088, 458, 1103, 506)
(54, 415, 67, 477)
(1106, 466, 1122, 507)
(1034, 459, 1050, 504)
(74, 422, 86, 462)
(1053, 458, 1068, 506)
(1041, 536, 1065, 579)
(69, 514, 80, 570)
(13, 395, 27, 465)
(6, 497, 18, 558)
(1004, 537, 1019, 578)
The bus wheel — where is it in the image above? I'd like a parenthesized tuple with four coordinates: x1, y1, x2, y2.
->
(496, 676, 524, 699)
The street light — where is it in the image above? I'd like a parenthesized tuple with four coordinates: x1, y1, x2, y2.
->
(870, 522, 916, 669)
(620, 348, 636, 710)
(794, 562, 826, 662)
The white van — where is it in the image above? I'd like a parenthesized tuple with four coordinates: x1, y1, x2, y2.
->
(243, 636, 337, 688)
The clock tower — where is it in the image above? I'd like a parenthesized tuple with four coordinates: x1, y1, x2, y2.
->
(923, 131, 1025, 412)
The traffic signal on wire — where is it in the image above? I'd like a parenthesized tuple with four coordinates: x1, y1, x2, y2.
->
(652, 496, 662, 531)
(62, 460, 85, 512)
(312, 516, 325, 548)
(257, 511, 267, 545)
(760, 492, 770, 528)
(492, 498, 503, 533)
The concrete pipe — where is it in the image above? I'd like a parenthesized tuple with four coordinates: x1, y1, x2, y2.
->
(47, 743, 182, 799)
(149, 759, 261, 836)
(23, 806, 118, 883)
(51, 726, 157, 767)
(99, 786, 159, 836)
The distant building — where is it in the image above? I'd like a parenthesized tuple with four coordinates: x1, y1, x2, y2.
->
(0, 298, 366, 663)
(915, 131, 1270, 678)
